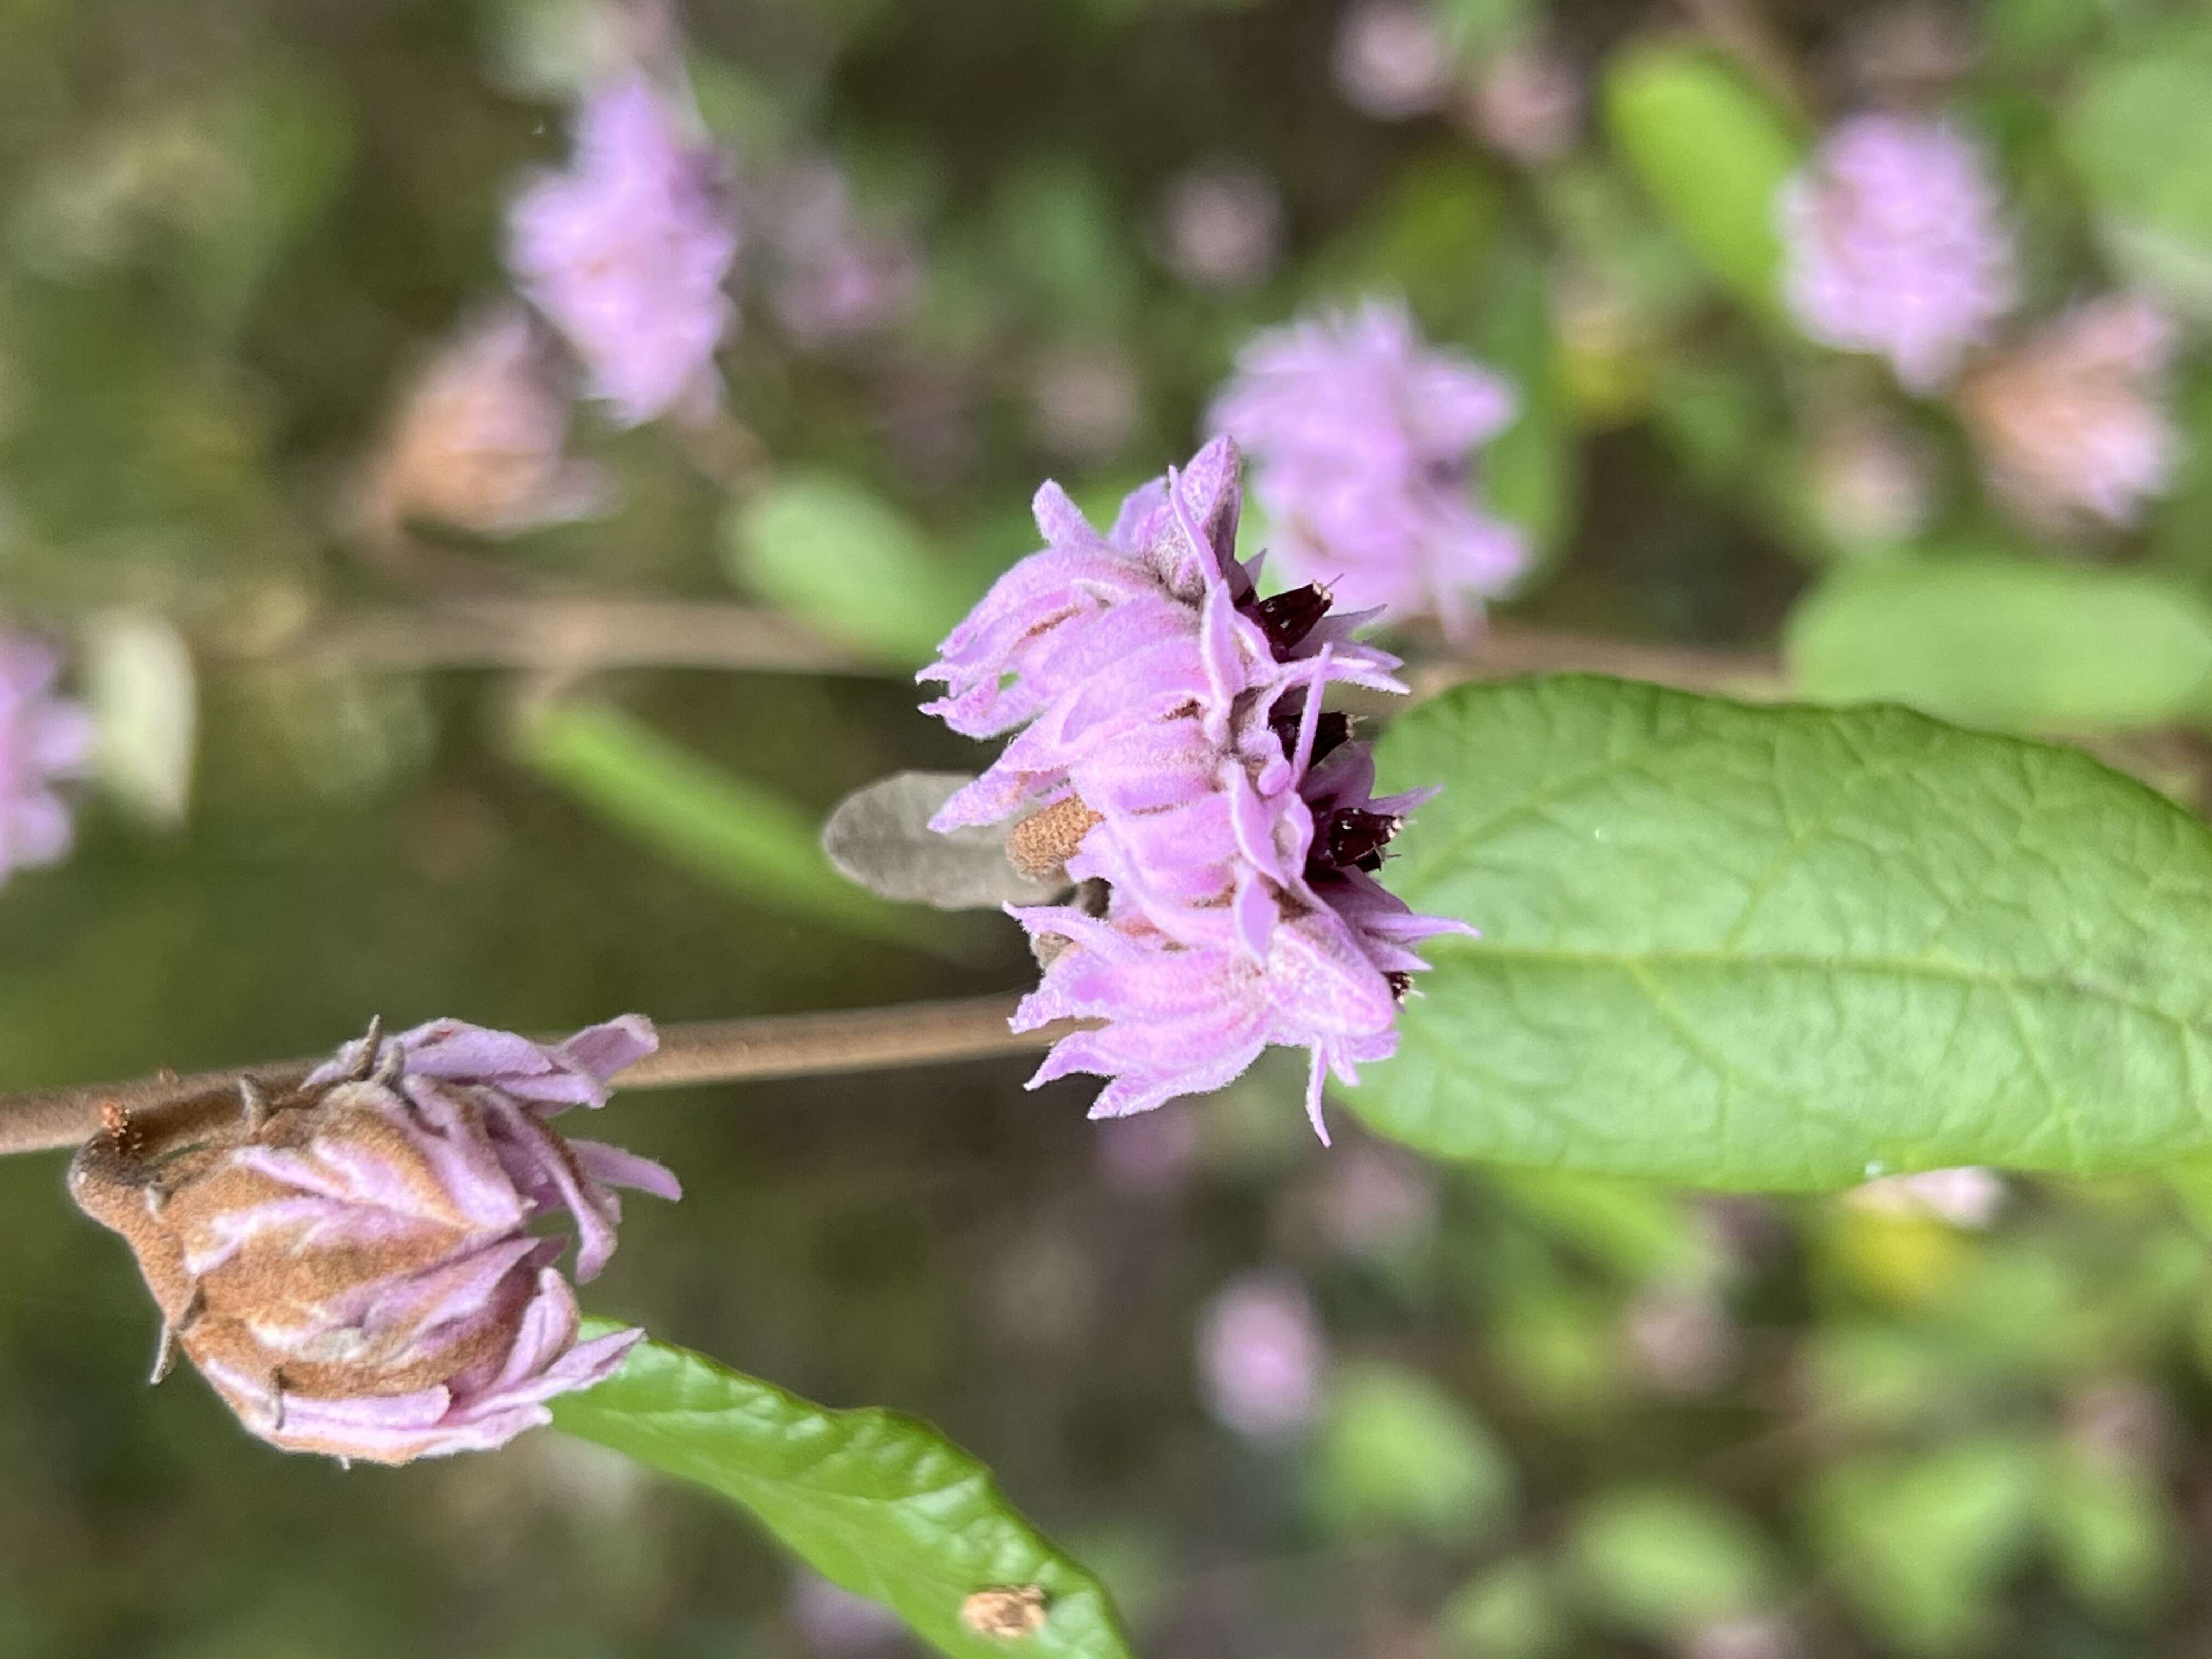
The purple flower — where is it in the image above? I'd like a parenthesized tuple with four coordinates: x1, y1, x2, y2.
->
(1466, 40, 1584, 165)
(70, 1017, 677, 1464)
(1155, 161, 1283, 292)
(920, 438, 1469, 1141)
(506, 74, 738, 426)
(1956, 295, 2183, 529)
(0, 630, 94, 885)
(1208, 301, 1526, 641)
(1778, 114, 2016, 394)
(757, 159, 920, 347)
(1333, 0, 1455, 122)
(1198, 1272, 1327, 1437)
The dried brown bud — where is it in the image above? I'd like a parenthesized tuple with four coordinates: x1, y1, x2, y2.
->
(68, 1017, 674, 1464)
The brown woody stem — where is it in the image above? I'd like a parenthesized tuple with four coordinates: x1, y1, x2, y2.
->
(0, 994, 1046, 1159)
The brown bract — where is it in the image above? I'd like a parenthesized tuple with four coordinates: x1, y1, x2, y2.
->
(67, 1074, 515, 1457)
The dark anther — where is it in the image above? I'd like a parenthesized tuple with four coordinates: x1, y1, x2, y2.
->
(1319, 807, 1401, 872)
(1247, 584, 1332, 657)
(1269, 707, 1352, 766)
(1386, 971, 1413, 1001)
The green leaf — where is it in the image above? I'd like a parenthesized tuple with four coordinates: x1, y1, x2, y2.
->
(2041, 1452, 2176, 1615)
(553, 1335, 1134, 1659)
(1566, 1487, 1779, 1638)
(1812, 1437, 2045, 1654)
(1602, 44, 1804, 316)
(1785, 555, 2212, 730)
(1471, 248, 1580, 569)
(1485, 1169, 1720, 1283)
(517, 700, 945, 953)
(723, 472, 979, 668)
(1438, 1556, 1565, 1659)
(1311, 1362, 1517, 1544)
(1306, 159, 1503, 339)
(2064, 26, 2212, 319)
(1358, 675, 2212, 1189)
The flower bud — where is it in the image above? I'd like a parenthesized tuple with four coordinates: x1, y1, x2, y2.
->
(69, 1016, 678, 1465)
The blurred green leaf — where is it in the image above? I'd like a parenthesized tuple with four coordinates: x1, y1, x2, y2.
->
(518, 699, 943, 951)
(723, 471, 980, 667)
(1602, 43, 1803, 316)
(1813, 1437, 2045, 1654)
(988, 156, 1139, 330)
(1472, 248, 1579, 569)
(1435, 0, 1536, 59)
(1311, 1362, 1516, 1544)
(1486, 1169, 1718, 1283)
(1785, 555, 2212, 730)
(1439, 1556, 1564, 1659)
(554, 1333, 1135, 1659)
(1566, 1487, 1778, 1639)
(2041, 1452, 2176, 1615)
(2064, 25, 2212, 319)
(1360, 675, 2212, 1188)
(1307, 159, 1503, 340)
(1803, 1325, 1957, 1431)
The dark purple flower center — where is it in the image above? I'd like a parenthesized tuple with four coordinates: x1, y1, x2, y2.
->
(1244, 583, 1333, 657)
(1269, 706, 1351, 768)
(1316, 807, 1401, 873)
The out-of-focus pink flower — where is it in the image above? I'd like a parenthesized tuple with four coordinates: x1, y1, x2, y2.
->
(1465, 41, 1583, 165)
(789, 1574, 905, 1654)
(1156, 161, 1283, 291)
(71, 1017, 676, 1464)
(1688, 1614, 1804, 1659)
(1317, 1144, 1439, 1255)
(0, 630, 93, 886)
(1846, 1166, 2005, 1229)
(1808, 414, 1937, 548)
(1624, 1285, 1741, 1396)
(1198, 1272, 1327, 1437)
(1333, 0, 1455, 121)
(757, 159, 921, 347)
(921, 438, 1467, 1139)
(1210, 300, 1525, 640)
(1028, 342, 1143, 463)
(363, 308, 610, 538)
(506, 74, 738, 425)
(1779, 114, 2016, 394)
(1094, 1104, 1200, 1198)
(1956, 295, 2184, 528)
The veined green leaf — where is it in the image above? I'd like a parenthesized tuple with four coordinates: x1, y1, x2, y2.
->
(1358, 675, 2212, 1189)
(553, 1334, 1135, 1659)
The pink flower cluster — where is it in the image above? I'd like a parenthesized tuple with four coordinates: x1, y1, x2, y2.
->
(922, 438, 1469, 1141)
(507, 74, 739, 426)
(1209, 301, 1525, 641)
(0, 630, 94, 887)
(1778, 114, 2016, 394)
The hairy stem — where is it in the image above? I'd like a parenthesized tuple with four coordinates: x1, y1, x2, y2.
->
(0, 994, 1043, 1159)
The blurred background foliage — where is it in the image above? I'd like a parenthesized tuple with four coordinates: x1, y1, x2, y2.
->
(11, 0, 2212, 1654)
